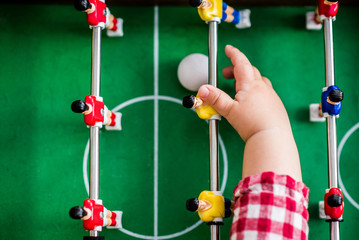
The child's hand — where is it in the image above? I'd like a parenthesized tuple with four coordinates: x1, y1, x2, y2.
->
(198, 45, 291, 142)
(198, 45, 302, 181)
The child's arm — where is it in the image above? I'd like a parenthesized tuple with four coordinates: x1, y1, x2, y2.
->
(197, 45, 302, 182)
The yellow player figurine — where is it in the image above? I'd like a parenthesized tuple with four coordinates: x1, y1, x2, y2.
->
(190, 0, 222, 22)
(189, 0, 251, 28)
(186, 191, 233, 222)
(183, 95, 221, 120)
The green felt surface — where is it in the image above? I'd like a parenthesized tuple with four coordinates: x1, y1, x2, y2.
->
(0, 4, 359, 240)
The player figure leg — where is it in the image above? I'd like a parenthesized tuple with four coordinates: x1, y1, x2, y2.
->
(106, 211, 123, 229)
(105, 8, 124, 37)
(221, 3, 251, 29)
(105, 111, 122, 131)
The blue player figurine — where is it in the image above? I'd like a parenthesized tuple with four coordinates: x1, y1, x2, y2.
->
(321, 85, 343, 117)
(309, 85, 343, 121)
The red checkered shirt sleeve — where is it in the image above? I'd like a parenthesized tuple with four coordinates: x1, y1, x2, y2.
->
(230, 172, 309, 240)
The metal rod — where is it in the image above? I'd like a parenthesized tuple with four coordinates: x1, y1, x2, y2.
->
(208, 20, 220, 240)
(323, 18, 339, 190)
(323, 18, 340, 240)
(209, 121, 219, 191)
(89, 26, 102, 237)
(211, 224, 220, 240)
(92, 26, 102, 97)
(89, 126, 100, 200)
(324, 19, 335, 87)
(89, 26, 102, 200)
(331, 222, 340, 240)
(208, 20, 219, 192)
(208, 21, 218, 88)
(326, 116, 338, 188)
(90, 229, 99, 237)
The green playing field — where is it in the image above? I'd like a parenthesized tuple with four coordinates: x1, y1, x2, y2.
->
(0, 4, 359, 240)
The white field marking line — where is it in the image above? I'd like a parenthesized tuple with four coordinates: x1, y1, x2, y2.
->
(82, 95, 230, 239)
(219, 136, 228, 193)
(119, 220, 203, 240)
(83, 140, 90, 195)
(338, 122, 359, 210)
(154, 5, 159, 239)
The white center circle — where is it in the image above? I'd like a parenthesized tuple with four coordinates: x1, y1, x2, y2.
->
(338, 122, 359, 210)
(82, 95, 229, 239)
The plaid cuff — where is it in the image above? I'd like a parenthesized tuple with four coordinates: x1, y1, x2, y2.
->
(230, 172, 309, 240)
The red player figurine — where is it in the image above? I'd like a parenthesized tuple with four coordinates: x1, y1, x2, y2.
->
(74, 0, 124, 37)
(71, 95, 122, 130)
(69, 199, 122, 231)
(324, 188, 344, 221)
(317, 0, 339, 19)
(306, 0, 338, 30)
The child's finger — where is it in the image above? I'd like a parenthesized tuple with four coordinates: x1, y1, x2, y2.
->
(225, 45, 255, 86)
(262, 76, 273, 87)
(222, 65, 234, 79)
(252, 66, 262, 81)
(198, 85, 235, 119)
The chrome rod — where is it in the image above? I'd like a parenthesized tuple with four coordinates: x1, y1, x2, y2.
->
(326, 116, 338, 188)
(89, 26, 102, 238)
(323, 18, 340, 240)
(89, 126, 100, 200)
(209, 20, 220, 240)
(89, 26, 102, 200)
(208, 20, 219, 192)
(92, 26, 102, 97)
(324, 19, 335, 87)
(330, 222, 340, 240)
(211, 224, 220, 240)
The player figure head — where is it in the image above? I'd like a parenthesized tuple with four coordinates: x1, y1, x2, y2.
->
(182, 95, 196, 108)
(189, 0, 203, 7)
(189, 0, 211, 8)
(74, 0, 92, 12)
(328, 89, 343, 104)
(327, 194, 343, 207)
(186, 198, 199, 212)
(71, 100, 90, 113)
(69, 206, 88, 219)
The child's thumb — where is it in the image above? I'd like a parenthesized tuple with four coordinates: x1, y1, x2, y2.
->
(198, 85, 234, 118)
